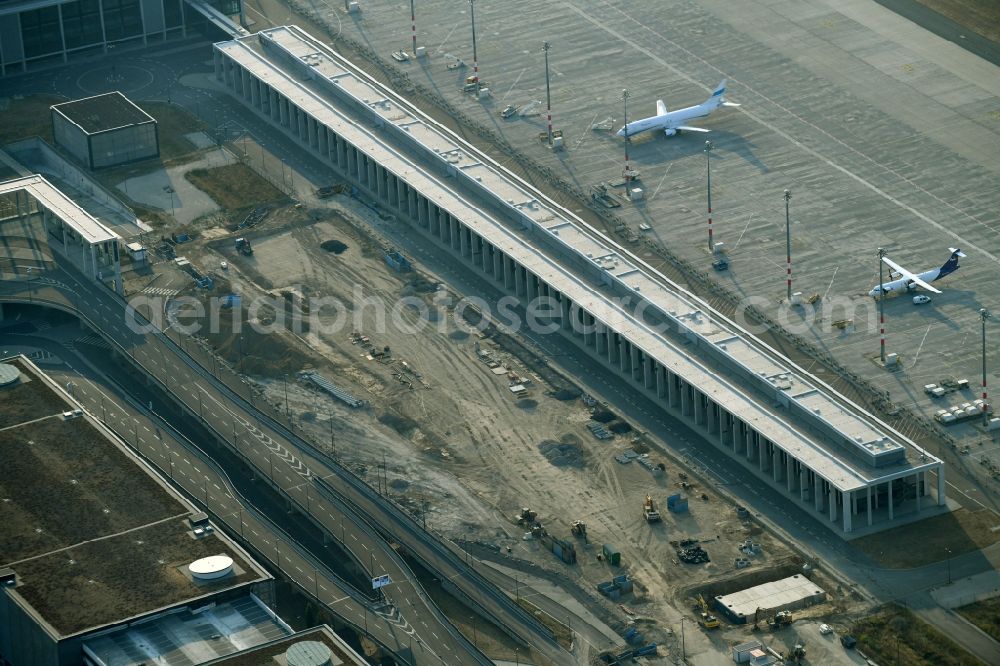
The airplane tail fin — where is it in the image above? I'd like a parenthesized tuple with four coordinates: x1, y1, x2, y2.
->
(708, 78, 740, 107)
(940, 247, 965, 275)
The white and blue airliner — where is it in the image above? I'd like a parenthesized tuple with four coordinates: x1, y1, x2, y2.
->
(616, 79, 740, 138)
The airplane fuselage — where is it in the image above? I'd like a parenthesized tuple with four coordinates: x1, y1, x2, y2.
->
(869, 267, 946, 297)
(620, 103, 712, 136)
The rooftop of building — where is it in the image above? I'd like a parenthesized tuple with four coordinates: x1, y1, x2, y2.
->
(714, 574, 827, 618)
(83, 594, 291, 666)
(0, 174, 119, 244)
(51, 91, 155, 135)
(215, 26, 943, 491)
(204, 626, 369, 666)
(0, 355, 269, 638)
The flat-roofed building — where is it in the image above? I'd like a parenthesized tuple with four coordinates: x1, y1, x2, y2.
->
(51, 91, 158, 169)
(0, 355, 278, 666)
(714, 575, 827, 624)
(213, 25, 946, 536)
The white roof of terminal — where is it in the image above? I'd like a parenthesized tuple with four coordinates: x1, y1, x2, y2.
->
(0, 175, 118, 244)
(216, 27, 941, 491)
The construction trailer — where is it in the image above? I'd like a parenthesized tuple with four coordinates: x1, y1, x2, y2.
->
(602, 543, 621, 567)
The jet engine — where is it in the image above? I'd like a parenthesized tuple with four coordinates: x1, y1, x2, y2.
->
(664, 128, 678, 137)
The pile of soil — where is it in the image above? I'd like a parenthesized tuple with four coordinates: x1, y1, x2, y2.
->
(538, 439, 584, 468)
(550, 388, 582, 401)
(591, 409, 616, 423)
(608, 421, 633, 434)
(320, 239, 348, 254)
(517, 398, 538, 410)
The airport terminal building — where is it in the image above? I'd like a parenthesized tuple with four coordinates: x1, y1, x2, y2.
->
(0, 0, 240, 75)
(212, 25, 946, 536)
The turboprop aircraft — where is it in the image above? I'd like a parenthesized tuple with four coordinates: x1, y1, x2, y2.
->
(868, 248, 966, 297)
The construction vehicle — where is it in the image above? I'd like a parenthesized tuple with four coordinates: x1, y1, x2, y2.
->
(515, 507, 538, 526)
(769, 610, 793, 630)
(235, 237, 253, 256)
(570, 520, 587, 539)
(696, 595, 720, 629)
(787, 644, 806, 664)
(643, 495, 661, 523)
(499, 104, 517, 119)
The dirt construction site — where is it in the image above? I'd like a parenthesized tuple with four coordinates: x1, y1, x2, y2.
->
(120, 155, 865, 661)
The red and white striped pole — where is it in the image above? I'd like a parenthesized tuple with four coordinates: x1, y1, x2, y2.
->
(784, 189, 792, 300)
(622, 89, 630, 194)
(982, 308, 991, 425)
(706, 141, 714, 251)
(543, 42, 553, 147)
(878, 247, 887, 364)
(469, 0, 479, 94)
(410, 0, 417, 55)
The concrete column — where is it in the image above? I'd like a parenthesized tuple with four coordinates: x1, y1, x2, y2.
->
(560, 297, 571, 332)
(814, 478, 823, 513)
(514, 263, 524, 296)
(843, 492, 852, 532)
(830, 488, 838, 522)
(493, 249, 503, 281)
(655, 363, 665, 398)
(888, 481, 894, 520)
(799, 467, 807, 502)
(630, 344, 640, 382)
(681, 381, 690, 417)
(596, 322, 607, 355)
(608, 332, 619, 367)
(786, 454, 794, 493)
(867, 486, 873, 527)
(505, 257, 516, 291)
(937, 467, 946, 506)
(645, 358, 656, 391)
(583, 312, 596, 346)
(915, 472, 922, 511)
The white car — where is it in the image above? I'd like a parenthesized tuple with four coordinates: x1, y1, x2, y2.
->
(912, 295, 931, 305)
(220, 261, 229, 271)
(819, 623, 833, 635)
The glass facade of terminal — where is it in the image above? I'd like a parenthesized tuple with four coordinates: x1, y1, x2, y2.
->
(0, 0, 241, 74)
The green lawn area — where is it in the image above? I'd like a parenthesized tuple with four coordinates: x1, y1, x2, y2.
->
(136, 100, 207, 161)
(0, 94, 65, 144)
(956, 597, 1000, 642)
(851, 605, 980, 666)
(185, 163, 287, 211)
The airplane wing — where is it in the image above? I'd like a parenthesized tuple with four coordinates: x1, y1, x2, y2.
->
(656, 100, 668, 116)
(675, 125, 710, 133)
(881, 256, 942, 293)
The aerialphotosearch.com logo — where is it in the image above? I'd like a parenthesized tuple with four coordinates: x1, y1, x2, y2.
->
(123, 285, 883, 340)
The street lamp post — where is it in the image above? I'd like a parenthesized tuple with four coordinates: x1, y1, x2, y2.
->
(945, 547, 952, 584)
(784, 189, 792, 301)
(621, 89, 631, 195)
(469, 0, 480, 96)
(705, 140, 714, 252)
(680, 616, 686, 661)
(982, 309, 991, 426)
(410, 0, 417, 55)
(543, 41, 553, 147)
(877, 247, 887, 364)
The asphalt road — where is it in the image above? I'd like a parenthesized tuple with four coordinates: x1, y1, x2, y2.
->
(0, 265, 573, 665)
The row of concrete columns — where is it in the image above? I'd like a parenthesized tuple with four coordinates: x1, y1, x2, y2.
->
(215, 52, 944, 535)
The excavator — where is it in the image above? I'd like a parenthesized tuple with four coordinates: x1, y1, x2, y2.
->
(696, 594, 720, 629)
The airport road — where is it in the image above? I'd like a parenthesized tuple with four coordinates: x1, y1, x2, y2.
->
(0, 267, 572, 666)
(0, 330, 431, 663)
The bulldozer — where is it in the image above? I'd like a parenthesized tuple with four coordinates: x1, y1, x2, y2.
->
(696, 595, 720, 630)
(570, 520, 588, 539)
